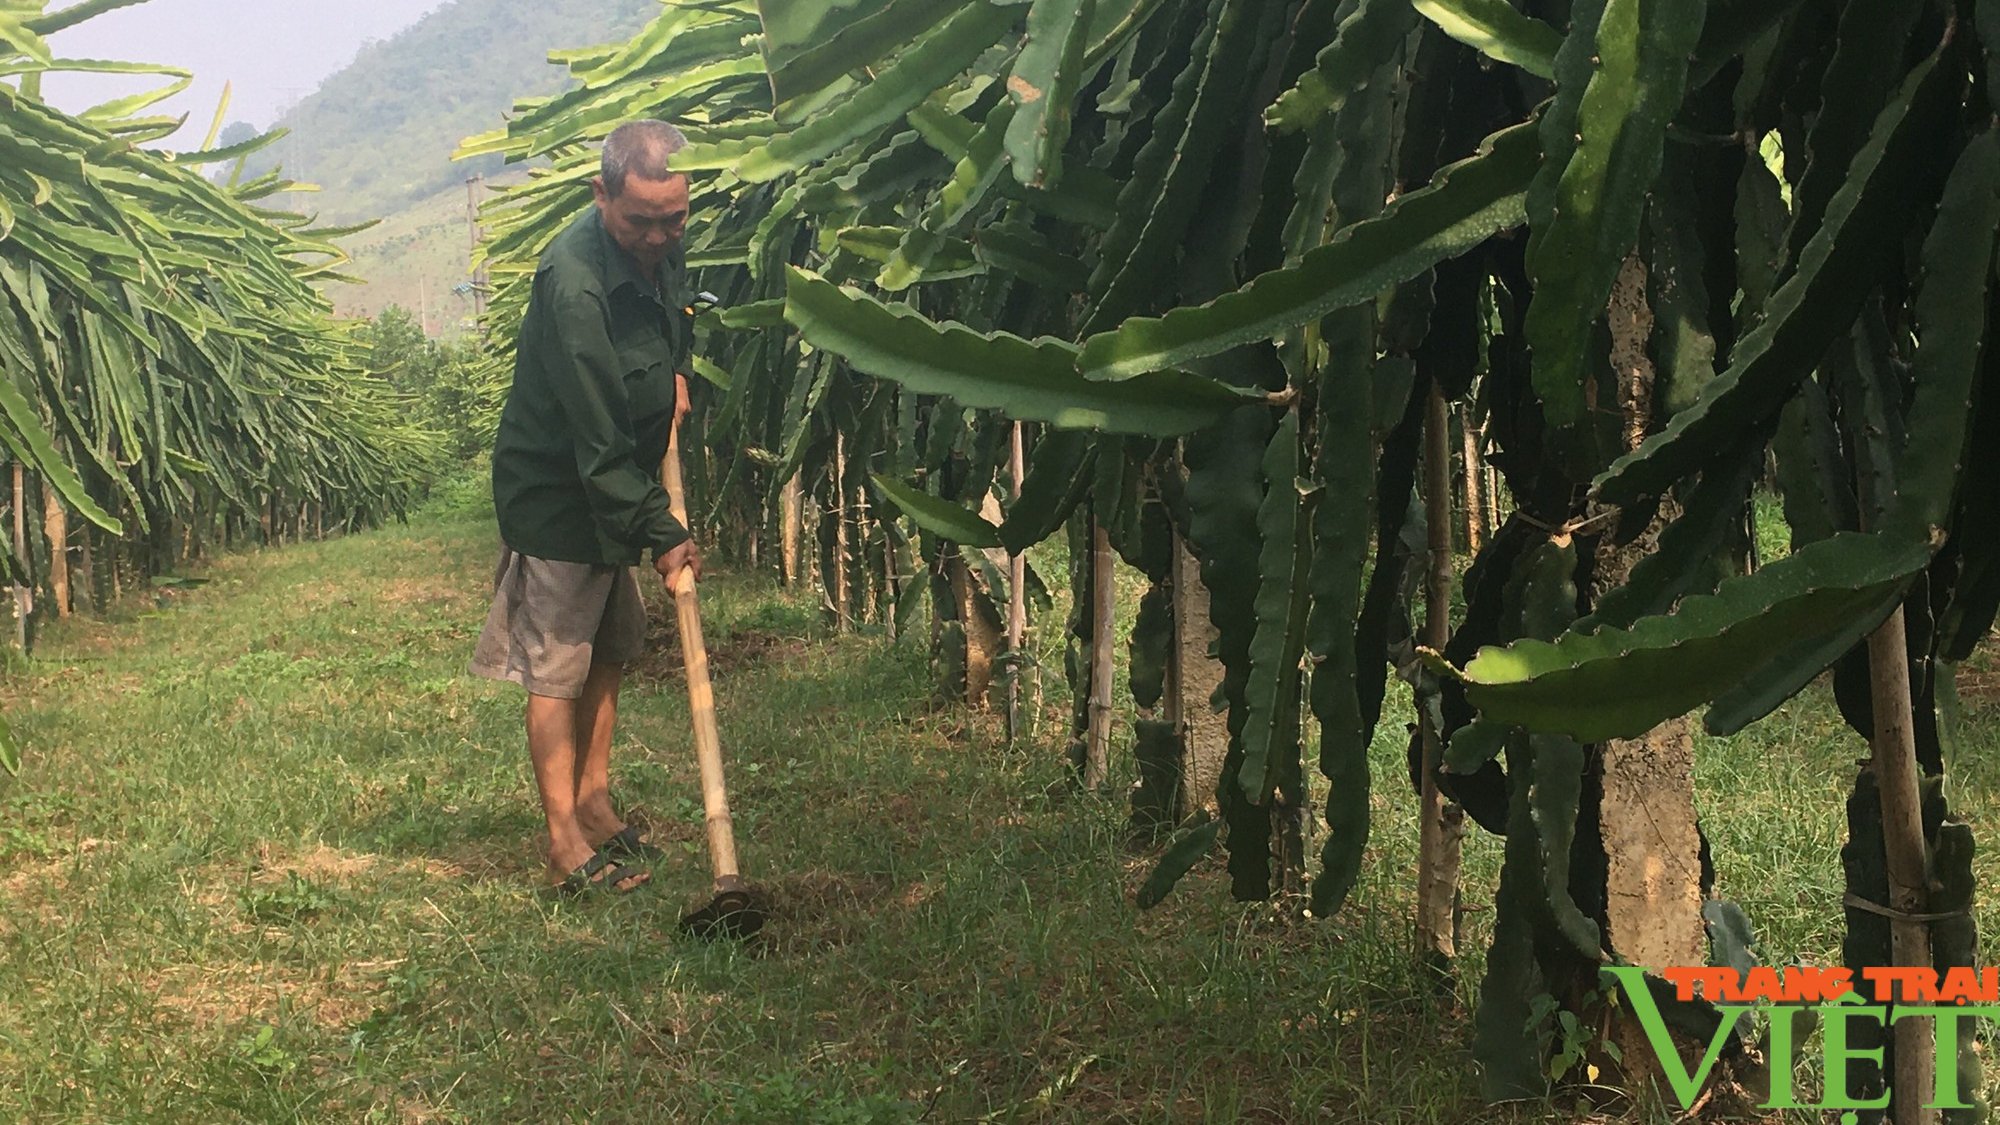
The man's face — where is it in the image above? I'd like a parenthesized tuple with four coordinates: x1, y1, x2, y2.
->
(593, 172, 689, 275)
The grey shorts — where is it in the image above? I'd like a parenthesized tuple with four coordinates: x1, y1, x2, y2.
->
(468, 546, 648, 699)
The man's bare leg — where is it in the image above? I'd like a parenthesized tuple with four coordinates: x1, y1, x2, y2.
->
(572, 659, 630, 845)
(528, 688, 645, 889)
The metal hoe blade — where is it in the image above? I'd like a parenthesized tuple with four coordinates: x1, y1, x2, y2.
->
(680, 877, 766, 941)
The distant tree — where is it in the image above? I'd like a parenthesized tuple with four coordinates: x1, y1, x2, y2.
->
(361, 306, 500, 462)
(363, 305, 431, 392)
(200, 121, 265, 187)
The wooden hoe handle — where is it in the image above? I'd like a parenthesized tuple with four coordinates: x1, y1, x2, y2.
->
(662, 423, 742, 889)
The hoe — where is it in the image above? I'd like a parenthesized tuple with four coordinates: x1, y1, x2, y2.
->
(661, 359, 766, 941)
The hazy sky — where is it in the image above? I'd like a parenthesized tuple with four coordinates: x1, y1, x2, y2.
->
(36, 0, 449, 145)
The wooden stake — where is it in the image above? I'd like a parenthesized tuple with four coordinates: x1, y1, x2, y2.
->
(1868, 606, 1935, 1125)
(43, 473, 68, 619)
(1174, 531, 1227, 820)
(76, 516, 95, 614)
(1084, 518, 1115, 790)
(950, 548, 1000, 706)
(1598, 253, 1710, 1087)
(1416, 383, 1464, 962)
(1461, 406, 1486, 555)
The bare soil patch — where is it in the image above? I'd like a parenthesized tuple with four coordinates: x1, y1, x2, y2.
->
(372, 576, 466, 611)
(752, 868, 900, 956)
(627, 623, 808, 685)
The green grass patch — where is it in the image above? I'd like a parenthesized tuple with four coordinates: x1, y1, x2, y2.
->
(0, 515, 1992, 1122)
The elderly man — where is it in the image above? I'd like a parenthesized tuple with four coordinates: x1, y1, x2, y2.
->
(470, 119, 700, 895)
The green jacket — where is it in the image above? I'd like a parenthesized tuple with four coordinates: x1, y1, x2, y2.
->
(491, 208, 692, 566)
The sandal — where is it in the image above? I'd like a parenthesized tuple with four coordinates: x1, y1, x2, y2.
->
(599, 825, 666, 862)
(552, 850, 648, 897)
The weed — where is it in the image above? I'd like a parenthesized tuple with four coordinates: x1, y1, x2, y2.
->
(1527, 990, 1621, 1086)
(349, 961, 439, 1047)
(0, 825, 52, 860)
(232, 1024, 299, 1076)
(238, 872, 342, 925)
(217, 649, 329, 686)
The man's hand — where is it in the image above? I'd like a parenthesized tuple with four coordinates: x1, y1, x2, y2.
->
(655, 538, 703, 592)
(675, 372, 691, 428)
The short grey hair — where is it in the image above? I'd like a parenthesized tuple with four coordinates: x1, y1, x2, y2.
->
(601, 120, 687, 197)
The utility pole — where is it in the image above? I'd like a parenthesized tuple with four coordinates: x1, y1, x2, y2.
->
(466, 174, 489, 325)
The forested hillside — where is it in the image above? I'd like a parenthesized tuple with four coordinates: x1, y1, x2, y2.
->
(326, 176, 516, 328)
(247, 0, 656, 223)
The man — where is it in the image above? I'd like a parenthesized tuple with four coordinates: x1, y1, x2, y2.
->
(470, 119, 701, 895)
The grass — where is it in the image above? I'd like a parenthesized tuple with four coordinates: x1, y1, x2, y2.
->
(0, 498, 1995, 1123)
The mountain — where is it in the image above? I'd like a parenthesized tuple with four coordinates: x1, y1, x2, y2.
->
(250, 0, 660, 225)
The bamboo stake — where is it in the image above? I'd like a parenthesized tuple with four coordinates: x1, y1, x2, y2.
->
(1084, 517, 1115, 790)
(1163, 533, 1183, 738)
(884, 522, 900, 643)
(833, 432, 850, 632)
(11, 463, 28, 651)
(109, 504, 124, 601)
(1416, 383, 1463, 963)
(856, 473, 876, 626)
(1006, 422, 1027, 740)
(803, 495, 820, 601)
(1868, 606, 1935, 1125)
